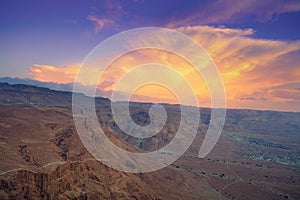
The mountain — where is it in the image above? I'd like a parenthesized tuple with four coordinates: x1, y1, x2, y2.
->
(0, 82, 110, 107)
(0, 77, 74, 92)
(0, 77, 128, 100)
(0, 82, 299, 199)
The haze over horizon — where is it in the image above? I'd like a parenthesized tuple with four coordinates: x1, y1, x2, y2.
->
(1, 0, 300, 112)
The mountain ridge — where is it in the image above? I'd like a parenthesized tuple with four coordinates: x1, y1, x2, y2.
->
(0, 79, 299, 114)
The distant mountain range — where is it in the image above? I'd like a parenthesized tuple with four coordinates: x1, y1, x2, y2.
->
(0, 77, 74, 92)
(0, 77, 137, 101)
(0, 76, 116, 99)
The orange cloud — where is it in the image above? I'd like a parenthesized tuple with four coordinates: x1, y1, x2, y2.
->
(28, 26, 300, 111)
(175, 26, 300, 110)
(29, 64, 79, 84)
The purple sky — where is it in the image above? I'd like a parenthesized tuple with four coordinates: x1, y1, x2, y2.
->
(1, 0, 299, 77)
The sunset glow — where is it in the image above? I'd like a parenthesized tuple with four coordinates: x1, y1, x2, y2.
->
(1, 0, 299, 111)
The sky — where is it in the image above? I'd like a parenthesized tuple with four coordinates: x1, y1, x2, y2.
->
(0, 0, 300, 111)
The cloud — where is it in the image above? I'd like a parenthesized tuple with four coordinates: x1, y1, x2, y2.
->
(99, 78, 115, 90)
(166, 0, 300, 27)
(28, 25, 300, 111)
(86, 0, 127, 33)
(29, 64, 80, 84)
(260, 82, 300, 102)
(84, 0, 300, 34)
(239, 82, 300, 111)
(87, 14, 114, 33)
(176, 25, 300, 110)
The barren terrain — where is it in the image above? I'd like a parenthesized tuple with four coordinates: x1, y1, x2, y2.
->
(0, 82, 299, 199)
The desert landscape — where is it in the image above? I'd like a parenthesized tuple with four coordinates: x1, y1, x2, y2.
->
(1, 1, 299, 199)
(0, 82, 299, 199)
